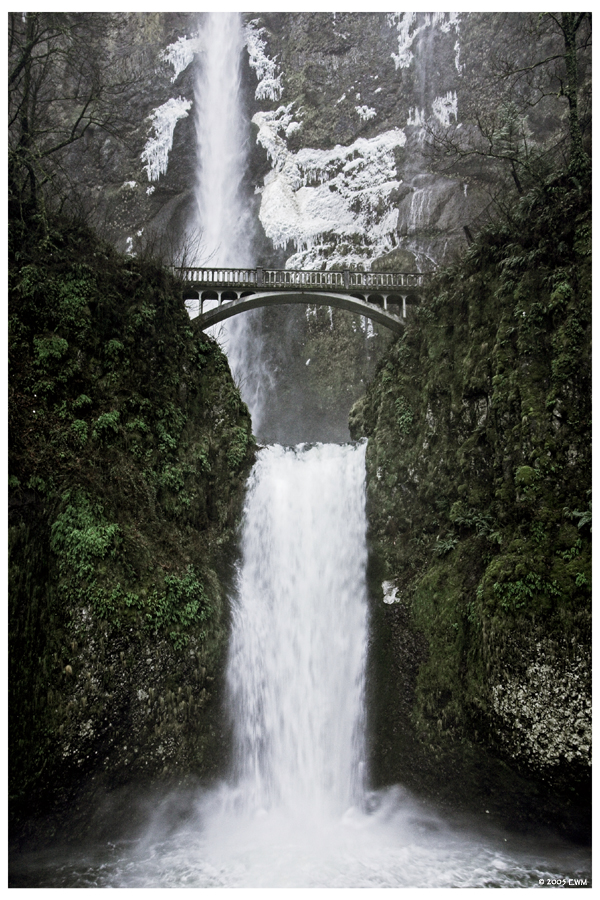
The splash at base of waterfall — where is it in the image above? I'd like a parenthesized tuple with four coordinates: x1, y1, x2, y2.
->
(10, 782, 591, 888)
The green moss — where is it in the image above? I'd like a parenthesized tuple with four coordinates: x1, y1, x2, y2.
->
(8, 212, 256, 833)
(353, 174, 591, 829)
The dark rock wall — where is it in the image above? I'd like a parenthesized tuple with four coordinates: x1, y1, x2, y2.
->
(9, 215, 255, 842)
(352, 178, 591, 840)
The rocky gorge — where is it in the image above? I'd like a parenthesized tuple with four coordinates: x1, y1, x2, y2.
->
(9, 10, 591, 860)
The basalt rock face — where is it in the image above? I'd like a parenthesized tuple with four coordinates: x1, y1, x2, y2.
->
(352, 179, 592, 841)
(75, 13, 486, 267)
(8, 214, 255, 843)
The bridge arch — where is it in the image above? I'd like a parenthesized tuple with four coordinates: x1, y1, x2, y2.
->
(176, 265, 427, 334)
(195, 289, 406, 334)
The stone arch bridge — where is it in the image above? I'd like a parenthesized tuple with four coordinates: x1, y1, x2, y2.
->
(176, 266, 427, 335)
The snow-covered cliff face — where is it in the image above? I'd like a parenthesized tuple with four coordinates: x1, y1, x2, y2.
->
(244, 11, 477, 272)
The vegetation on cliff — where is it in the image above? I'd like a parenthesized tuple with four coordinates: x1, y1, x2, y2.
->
(9, 213, 255, 839)
(351, 174, 591, 838)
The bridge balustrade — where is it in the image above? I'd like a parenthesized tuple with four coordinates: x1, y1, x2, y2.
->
(176, 264, 428, 334)
(175, 266, 425, 292)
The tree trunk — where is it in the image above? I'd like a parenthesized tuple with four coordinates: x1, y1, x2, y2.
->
(561, 12, 590, 178)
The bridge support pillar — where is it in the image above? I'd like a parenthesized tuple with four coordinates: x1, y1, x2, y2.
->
(402, 295, 407, 318)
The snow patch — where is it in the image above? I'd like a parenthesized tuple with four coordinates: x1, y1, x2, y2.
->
(245, 19, 283, 101)
(141, 97, 192, 182)
(382, 581, 400, 604)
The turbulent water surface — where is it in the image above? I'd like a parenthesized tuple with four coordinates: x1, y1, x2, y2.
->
(10, 444, 591, 889)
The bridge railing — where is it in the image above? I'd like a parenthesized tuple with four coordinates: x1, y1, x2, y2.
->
(175, 266, 425, 292)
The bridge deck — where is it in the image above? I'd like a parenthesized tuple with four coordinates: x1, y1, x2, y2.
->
(175, 265, 425, 293)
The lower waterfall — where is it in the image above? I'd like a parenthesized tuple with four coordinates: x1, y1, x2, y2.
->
(11, 445, 591, 888)
(226, 442, 368, 819)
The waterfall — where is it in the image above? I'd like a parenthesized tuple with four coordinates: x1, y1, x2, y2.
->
(189, 11, 273, 435)
(191, 12, 251, 268)
(8, 12, 592, 889)
(226, 442, 368, 818)
(191, 12, 371, 849)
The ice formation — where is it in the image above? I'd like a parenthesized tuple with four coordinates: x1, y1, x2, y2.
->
(388, 12, 461, 70)
(356, 105, 377, 122)
(253, 106, 406, 269)
(244, 19, 283, 101)
(407, 108, 426, 127)
(141, 97, 192, 182)
(432, 91, 458, 127)
(161, 34, 202, 81)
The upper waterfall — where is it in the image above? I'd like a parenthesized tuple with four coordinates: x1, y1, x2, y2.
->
(190, 11, 252, 267)
(189, 11, 273, 435)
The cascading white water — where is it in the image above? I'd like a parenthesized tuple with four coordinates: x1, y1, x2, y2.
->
(226, 442, 368, 819)
(9, 14, 591, 890)
(15, 442, 591, 885)
(191, 12, 251, 269)
(189, 11, 273, 434)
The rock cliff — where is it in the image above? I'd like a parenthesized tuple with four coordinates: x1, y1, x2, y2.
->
(350, 175, 591, 839)
(9, 213, 254, 841)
